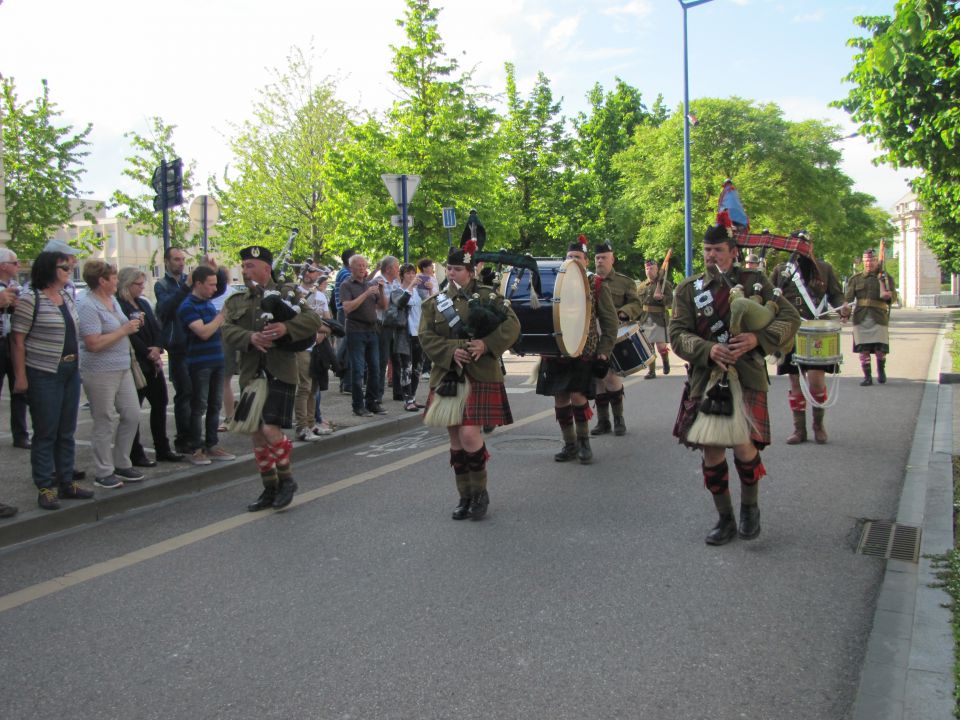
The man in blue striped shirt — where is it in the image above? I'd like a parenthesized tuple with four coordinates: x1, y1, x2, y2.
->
(178, 266, 235, 466)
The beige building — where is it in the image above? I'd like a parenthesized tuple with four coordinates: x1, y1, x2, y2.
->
(893, 191, 959, 307)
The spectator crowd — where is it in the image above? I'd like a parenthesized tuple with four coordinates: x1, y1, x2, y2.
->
(0, 239, 438, 518)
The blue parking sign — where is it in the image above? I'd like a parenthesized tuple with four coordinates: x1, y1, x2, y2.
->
(442, 207, 457, 229)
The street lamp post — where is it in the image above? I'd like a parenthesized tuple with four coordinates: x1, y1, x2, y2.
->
(679, 0, 716, 276)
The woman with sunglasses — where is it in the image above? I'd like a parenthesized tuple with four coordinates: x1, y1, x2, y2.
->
(10, 251, 94, 510)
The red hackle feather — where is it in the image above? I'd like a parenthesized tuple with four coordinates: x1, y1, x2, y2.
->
(463, 238, 478, 256)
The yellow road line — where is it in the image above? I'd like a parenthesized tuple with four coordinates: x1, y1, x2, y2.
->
(0, 389, 609, 613)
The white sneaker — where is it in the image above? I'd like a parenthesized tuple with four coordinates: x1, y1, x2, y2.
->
(311, 423, 333, 436)
(206, 446, 236, 461)
(189, 449, 212, 466)
(297, 428, 321, 442)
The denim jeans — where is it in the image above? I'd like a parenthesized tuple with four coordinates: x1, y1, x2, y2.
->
(188, 364, 224, 451)
(347, 330, 380, 411)
(27, 360, 80, 490)
(336, 309, 351, 391)
(168, 351, 192, 450)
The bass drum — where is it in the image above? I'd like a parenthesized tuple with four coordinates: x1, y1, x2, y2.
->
(500, 259, 590, 357)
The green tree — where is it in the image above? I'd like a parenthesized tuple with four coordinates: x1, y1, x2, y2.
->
(836, 0, 960, 270)
(380, 0, 500, 262)
(212, 46, 355, 266)
(1, 76, 92, 257)
(110, 116, 195, 249)
(615, 97, 892, 274)
(492, 63, 569, 256)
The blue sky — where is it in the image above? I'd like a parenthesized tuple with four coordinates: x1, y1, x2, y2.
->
(0, 0, 916, 211)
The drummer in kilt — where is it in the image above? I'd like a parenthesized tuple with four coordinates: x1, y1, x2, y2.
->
(670, 220, 800, 545)
(636, 258, 674, 379)
(537, 237, 618, 464)
(768, 233, 845, 444)
(419, 241, 520, 521)
(592, 242, 642, 436)
(844, 248, 897, 386)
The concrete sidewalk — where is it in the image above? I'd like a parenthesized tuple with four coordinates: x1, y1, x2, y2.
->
(0, 374, 425, 549)
(851, 316, 956, 719)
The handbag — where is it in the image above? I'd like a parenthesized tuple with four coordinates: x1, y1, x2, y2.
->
(129, 347, 148, 390)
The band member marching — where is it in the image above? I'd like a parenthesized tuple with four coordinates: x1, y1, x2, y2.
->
(768, 232, 845, 443)
(636, 256, 675, 379)
(222, 245, 323, 511)
(670, 218, 800, 545)
(419, 240, 520, 521)
(536, 237, 618, 464)
(592, 242, 642, 436)
(844, 248, 897, 386)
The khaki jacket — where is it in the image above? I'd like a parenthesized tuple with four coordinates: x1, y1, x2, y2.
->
(222, 279, 323, 387)
(637, 276, 674, 328)
(419, 280, 520, 385)
(769, 259, 844, 321)
(670, 266, 800, 397)
(600, 271, 643, 322)
(844, 270, 897, 326)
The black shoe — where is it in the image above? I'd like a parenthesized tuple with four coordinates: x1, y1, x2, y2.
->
(272, 479, 298, 509)
(0, 503, 18, 518)
(114, 467, 145, 481)
(174, 442, 191, 455)
(156, 450, 185, 462)
(247, 489, 276, 512)
(353, 407, 373, 417)
(58, 481, 94, 500)
(860, 377, 873, 387)
(590, 420, 612, 436)
(469, 490, 489, 520)
(368, 403, 387, 415)
(554, 443, 578, 462)
(645, 367, 656, 379)
(132, 456, 157, 468)
(13, 439, 31, 450)
(577, 438, 593, 464)
(451, 497, 472, 520)
(877, 365, 887, 384)
(613, 416, 626, 436)
(705, 513, 738, 545)
(739, 504, 761, 540)
(72, 470, 86, 481)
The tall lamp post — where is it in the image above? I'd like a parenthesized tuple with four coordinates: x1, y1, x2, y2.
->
(679, 0, 716, 276)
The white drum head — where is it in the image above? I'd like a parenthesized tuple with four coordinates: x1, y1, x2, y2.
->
(553, 259, 590, 356)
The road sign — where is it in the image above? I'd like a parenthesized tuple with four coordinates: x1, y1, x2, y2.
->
(152, 158, 184, 211)
(391, 214, 414, 228)
(381, 174, 421, 208)
(442, 207, 456, 229)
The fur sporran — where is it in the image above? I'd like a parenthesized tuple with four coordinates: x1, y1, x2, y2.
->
(687, 368, 755, 447)
(424, 376, 471, 428)
(229, 376, 268, 434)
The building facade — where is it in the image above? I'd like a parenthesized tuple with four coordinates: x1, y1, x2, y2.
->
(893, 191, 959, 307)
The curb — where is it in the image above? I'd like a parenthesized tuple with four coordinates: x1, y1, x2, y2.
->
(850, 315, 956, 718)
(0, 412, 424, 551)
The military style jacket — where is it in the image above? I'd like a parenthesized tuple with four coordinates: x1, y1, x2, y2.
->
(844, 269, 897, 326)
(221, 279, 323, 388)
(670, 266, 801, 397)
(636, 276, 675, 328)
(419, 279, 520, 385)
(584, 275, 619, 359)
(600, 271, 643, 322)
(768, 259, 844, 321)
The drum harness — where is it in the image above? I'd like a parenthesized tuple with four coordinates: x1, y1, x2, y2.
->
(784, 265, 843, 410)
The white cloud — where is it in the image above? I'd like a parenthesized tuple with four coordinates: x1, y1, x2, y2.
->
(602, 1, 654, 21)
(545, 15, 583, 52)
(792, 10, 825, 23)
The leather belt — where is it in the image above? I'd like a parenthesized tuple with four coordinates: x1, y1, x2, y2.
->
(642, 305, 665, 313)
(857, 299, 889, 310)
(61, 354, 77, 362)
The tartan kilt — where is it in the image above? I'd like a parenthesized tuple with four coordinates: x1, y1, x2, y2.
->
(261, 378, 297, 429)
(535, 356, 596, 397)
(425, 379, 513, 427)
(674, 385, 770, 450)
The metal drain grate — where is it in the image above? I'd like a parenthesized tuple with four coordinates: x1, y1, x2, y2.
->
(856, 520, 922, 562)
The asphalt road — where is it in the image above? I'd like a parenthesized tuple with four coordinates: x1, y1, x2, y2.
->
(0, 309, 944, 720)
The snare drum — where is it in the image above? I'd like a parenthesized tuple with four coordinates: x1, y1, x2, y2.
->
(610, 324, 654, 376)
(500, 259, 590, 357)
(793, 319, 843, 366)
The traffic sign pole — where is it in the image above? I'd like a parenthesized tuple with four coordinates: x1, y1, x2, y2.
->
(401, 174, 409, 264)
(161, 159, 170, 252)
